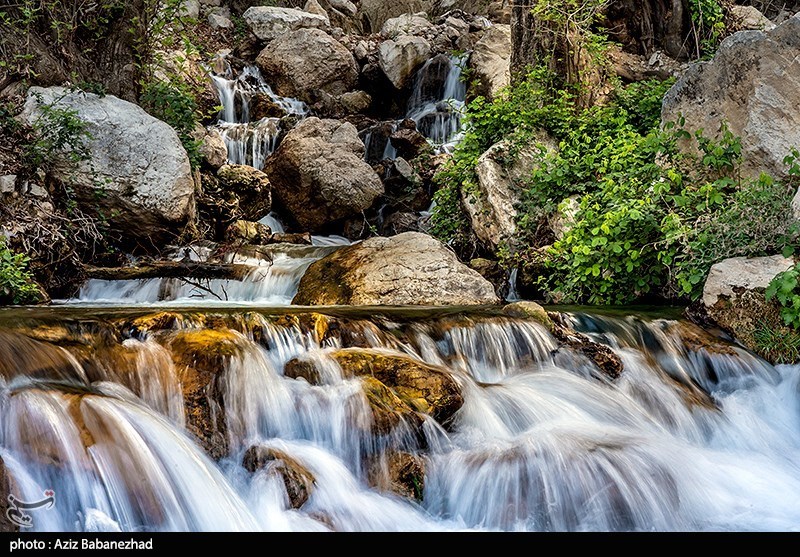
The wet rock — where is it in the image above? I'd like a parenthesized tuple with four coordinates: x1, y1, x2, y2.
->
(550, 313, 624, 380)
(166, 329, 245, 459)
(332, 348, 464, 428)
(224, 220, 272, 245)
(389, 121, 431, 159)
(249, 93, 287, 120)
(284, 357, 323, 384)
(266, 232, 313, 245)
(263, 117, 383, 232)
(193, 126, 228, 170)
(502, 301, 554, 332)
(19, 87, 195, 246)
(242, 445, 315, 509)
(293, 232, 501, 306)
(359, 376, 424, 435)
(0, 456, 18, 532)
(369, 451, 426, 502)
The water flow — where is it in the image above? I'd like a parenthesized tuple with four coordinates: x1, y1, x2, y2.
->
(3, 308, 799, 532)
(210, 64, 308, 169)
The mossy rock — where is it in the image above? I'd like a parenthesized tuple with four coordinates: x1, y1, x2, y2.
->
(242, 446, 315, 509)
(359, 376, 423, 436)
(502, 301, 554, 332)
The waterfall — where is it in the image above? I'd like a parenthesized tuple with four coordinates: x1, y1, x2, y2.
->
(1, 307, 799, 532)
(364, 53, 468, 163)
(210, 64, 308, 170)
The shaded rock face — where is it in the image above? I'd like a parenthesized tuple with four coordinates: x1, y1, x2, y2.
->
(661, 14, 800, 181)
(242, 6, 330, 41)
(700, 255, 795, 360)
(263, 117, 383, 232)
(292, 232, 501, 306)
(215, 164, 272, 222)
(242, 445, 315, 509)
(255, 28, 359, 106)
(468, 23, 511, 100)
(19, 87, 195, 246)
(368, 451, 426, 502)
(0, 456, 19, 532)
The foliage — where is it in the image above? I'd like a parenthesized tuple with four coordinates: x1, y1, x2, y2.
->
(140, 79, 203, 168)
(765, 262, 800, 330)
(0, 236, 42, 305)
(752, 320, 800, 364)
(24, 90, 92, 168)
(687, 0, 727, 58)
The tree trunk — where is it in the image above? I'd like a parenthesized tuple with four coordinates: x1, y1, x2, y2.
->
(602, 0, 693, 59)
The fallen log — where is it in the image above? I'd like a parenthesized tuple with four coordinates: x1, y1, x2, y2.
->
(83, 261, 259, 282)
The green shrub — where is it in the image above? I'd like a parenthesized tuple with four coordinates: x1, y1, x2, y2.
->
(0, 237, 42, 305)
(140, 80, 203, 168)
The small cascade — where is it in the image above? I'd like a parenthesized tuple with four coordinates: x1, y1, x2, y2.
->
(363, 53, 468, 163)
(5, 302, 800, 531)
(210, 64, 308, 170)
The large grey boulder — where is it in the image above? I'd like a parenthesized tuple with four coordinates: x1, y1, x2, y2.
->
(19, 87, 195, 243)
(263, 117, 383, 232)
(242, 6, 330, 41)
(378, 35, 433, 90)
(468, 23, 511, 99)
(256, 28, 359, 104)
(380, 12, 435, 38)
(293, 231, 501, 306)
(702, 255, 794, 308)
(462, 135, 556, 251)
(661, 13, 800, 181)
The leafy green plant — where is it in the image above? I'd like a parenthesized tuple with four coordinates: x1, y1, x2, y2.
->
(140, 80, 203, 168)
(0, 236, 42, 305)
(24, 91, 92, 168)
(753, 320, 800, 364)
(765, 262, 800, 329)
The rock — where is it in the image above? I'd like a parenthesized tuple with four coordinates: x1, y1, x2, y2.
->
(193, 126, 228, 169)
(166, 329, 246, 459)
(263, 117, 383, 231)
(380, 12, 435, 38)
(549, 314, 624, 380)
(224, 220, 272, 244)
(256, 28, 359, 104)
(730, 5, 776, 31)
(464, 135, 556, 251)
(359, 1, 434, 34)
(179, 0, 200, 19)
(468, 23, 511, 99)
(0, 175, 16, 194)
(502, 301, 554, 331)
(329, 0, 357, 17)
(304, 0, 331, 25)
(661, 14, 800, 181)
(242, 446, 315, 509)
(242, 6, 330, 41)
(208, 12, 234, 29)
(380, 211, 421, 236)
(702, 255, 794, 308)
(700, 255, 796, 362)
(378, 35, 433, 90)
(267, 232, 313, 245)
(293, 231, 501, 306)
(369, 451, 425, 501)
(389, 123, 431, 159)
(340, 90, 372, 113)
(0, 455, 18, 532)
(215, 164, 272, 222)
(359, 375, 424, 435)
(550, 195, 580, 241)
(19, 87, 195, 245)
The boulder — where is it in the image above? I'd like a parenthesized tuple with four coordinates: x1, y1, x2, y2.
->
(700, 255, 796, 363)
(263, 117, 383, 231)
(468, 23, 511, 99)
(661, 14, 800, 181)
(380, 12, 435, 38)
(193, 126, 228, 170)
(256, 28, 359, 104)
(242, 6, 330, 41)
(19, 87, 195, 245)
(216, 164, 272, 221)
(359, 1, 434, 33)
(463, 135, 556, 251)
(292, 231, 501, 306)
(378, 35, 433, 90)
(730, 5, 776, 31)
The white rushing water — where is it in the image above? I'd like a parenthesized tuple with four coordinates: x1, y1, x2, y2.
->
(1, 310, 799, 532)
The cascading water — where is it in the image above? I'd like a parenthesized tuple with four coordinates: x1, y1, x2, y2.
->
(1, 306, 799, 532)
(363, 53, 468, 162)
(210, 64, 308, 170)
